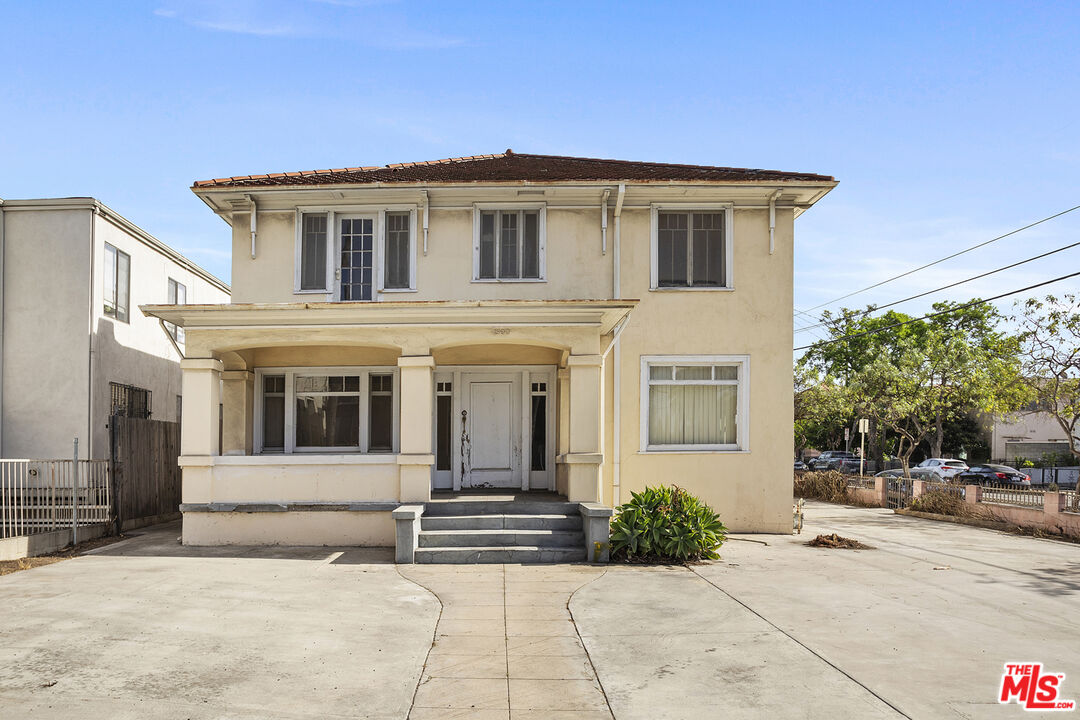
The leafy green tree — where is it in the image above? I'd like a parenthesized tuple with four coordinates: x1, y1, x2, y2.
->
(1015, 294, 1080, 460)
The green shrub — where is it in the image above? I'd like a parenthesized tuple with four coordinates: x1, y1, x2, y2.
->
(609, 486, 727, 562)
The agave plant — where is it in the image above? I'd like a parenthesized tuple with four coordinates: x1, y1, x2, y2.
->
(609, 486, 727, 561)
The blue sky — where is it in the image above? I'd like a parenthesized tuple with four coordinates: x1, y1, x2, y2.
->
(3, 1, 1079, 340)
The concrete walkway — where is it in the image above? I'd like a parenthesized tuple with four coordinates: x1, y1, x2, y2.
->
(400, 564, 611, 719)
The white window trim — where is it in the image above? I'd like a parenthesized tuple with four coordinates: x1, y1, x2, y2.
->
(472, 202, 547, 282)
(254, 366, 400, 455)
(639, 354, 750, 453)
(294, 205, 418, 298)
(649, 203, 734, 291)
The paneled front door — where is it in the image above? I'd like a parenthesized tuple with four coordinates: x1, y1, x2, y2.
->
(462, 373, 520, 488)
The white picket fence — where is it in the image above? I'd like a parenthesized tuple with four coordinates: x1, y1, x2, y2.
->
(0, 459, 111, 539)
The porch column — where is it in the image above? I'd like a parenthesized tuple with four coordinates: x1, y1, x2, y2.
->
(180, 359, 222, 457)
(564, 354, 603, 503)
(221, 370, 254, 455)
(398, 355, 435, 503)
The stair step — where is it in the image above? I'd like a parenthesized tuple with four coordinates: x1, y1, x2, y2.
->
(415, 546, 587, 564)
(419, 529, 584, 548)
(421, 514, 583, 531)
(424, 500, 580, 517)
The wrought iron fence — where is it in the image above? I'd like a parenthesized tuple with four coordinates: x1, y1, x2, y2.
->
(0, 459, 111, 539)
(980, 484, 1045, 509)
(1063, 490, 1080, 515)
(846, 475, 877, 490)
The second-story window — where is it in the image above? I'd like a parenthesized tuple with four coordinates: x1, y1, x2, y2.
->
(651, 206, 733, 290)
(103, 243, 130, 322)
(474, 208, 545, 281)
(166, 278, 186, 343)
(296, 209, 415, 299)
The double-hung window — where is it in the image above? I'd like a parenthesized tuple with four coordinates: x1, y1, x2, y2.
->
(257, 368, 398, 454)
(474, 207, 545, 281)
(296, 209, 416, 300)
(641, 356, 748, 452)
(103, 243, 130, 322)
(166, 278, 187, 343)
(651, 205, 732, 289)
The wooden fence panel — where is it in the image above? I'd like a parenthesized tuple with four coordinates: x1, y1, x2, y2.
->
(110, 417, 181, 531)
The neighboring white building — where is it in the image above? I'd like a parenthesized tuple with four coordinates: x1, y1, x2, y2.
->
(0, 198, 230, 461)
(990, 408, 1073, 462)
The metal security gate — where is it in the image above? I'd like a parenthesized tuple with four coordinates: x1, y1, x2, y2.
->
(887, 476, 913, 509)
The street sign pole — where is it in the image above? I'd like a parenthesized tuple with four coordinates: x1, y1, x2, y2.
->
(858, 418, 869, 476)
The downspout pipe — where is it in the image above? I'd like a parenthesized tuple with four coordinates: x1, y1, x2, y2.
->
(768, 189, 782, 255)
(421, 190, 430, 255)
(87, 206, 97, 459)
(0, 199, 4, 454)
(600, 188, 610, 255)
(611, 182, 626, 506)
(245, 194, 257, 259)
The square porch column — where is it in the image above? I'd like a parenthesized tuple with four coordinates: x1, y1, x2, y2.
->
(221, 370, 254, 455)
(563, 354, 603, 503)
(180, 359, 223, 457)
(397, 355, 436, 503)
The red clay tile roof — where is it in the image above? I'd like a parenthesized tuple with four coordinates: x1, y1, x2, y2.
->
(192, 151, 833, 189)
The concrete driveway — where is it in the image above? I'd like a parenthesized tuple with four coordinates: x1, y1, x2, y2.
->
(571, 501, 1080, 719)
(1, 504, 1077, 719)
(0, 522, 439, 719)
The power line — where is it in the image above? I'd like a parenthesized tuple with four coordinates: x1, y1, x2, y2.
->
(794, 238, 1080, 333)
(794, 203, 1080, 316)
(793, 268, 1080, 352)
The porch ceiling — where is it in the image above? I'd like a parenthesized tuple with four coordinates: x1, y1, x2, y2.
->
(141, 299, 637, 336)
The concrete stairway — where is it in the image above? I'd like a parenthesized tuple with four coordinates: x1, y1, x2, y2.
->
(416, 498, 586, 564)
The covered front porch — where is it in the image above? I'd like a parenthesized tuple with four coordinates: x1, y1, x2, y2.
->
(143, 300, 633, 548)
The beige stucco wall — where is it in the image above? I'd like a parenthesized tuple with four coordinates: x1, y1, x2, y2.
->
(0, 201, 230, 461)
(181, 183, 816, 536)
(183, 511, 394, 546)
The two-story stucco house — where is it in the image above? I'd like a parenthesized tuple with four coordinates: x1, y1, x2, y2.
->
(0, 197, 230, 461)
(144, 151, 835, 560)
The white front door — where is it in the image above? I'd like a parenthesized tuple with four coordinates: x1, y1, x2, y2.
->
(462, 373, 520, 488)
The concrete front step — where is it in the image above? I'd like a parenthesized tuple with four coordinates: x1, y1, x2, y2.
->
(414, 545, 587, 564)
(421, 514, 583, 531)
(423, 500, 580, 517)
(419, 529, 584, 548)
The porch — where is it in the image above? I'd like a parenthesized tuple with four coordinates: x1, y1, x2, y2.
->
(144, 300, 634, 549)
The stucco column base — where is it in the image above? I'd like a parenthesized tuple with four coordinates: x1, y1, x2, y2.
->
(560, 453, 602, 503)
(398, 454, 435, 503)
(392, 505, 424, 563)
(180, 358, 223, 457)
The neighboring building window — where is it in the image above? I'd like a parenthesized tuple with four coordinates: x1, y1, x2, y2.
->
(640, 356, 748, 451)
(103, 243, 130, 322)
(475, 208, 544, 281)
(110, 382, 151, 419)
(296, 210, 416, 298)
(651, 207, 731, 289)
(257, 369, 397, 453)
(166, 278, 187, 343)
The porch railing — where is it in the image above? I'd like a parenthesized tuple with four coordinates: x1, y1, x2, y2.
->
(0, 460, 111, 539)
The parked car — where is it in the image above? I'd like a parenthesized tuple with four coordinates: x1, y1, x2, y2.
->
(810, 451, 858, 471)
(794, 458, 808, 471)
(874, 467, 937, 480)
(875, 469, 905, 478)
(955, 465, 1032, 487)
(916, 458, 969, 479)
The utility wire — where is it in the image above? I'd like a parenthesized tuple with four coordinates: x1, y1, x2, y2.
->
(794, 238, 1080, 333)
(794, 203, 1080, 316)
(793, 268, 1080, 351)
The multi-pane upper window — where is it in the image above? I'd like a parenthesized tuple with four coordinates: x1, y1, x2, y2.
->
(297, 210, 414, 299)
(642, 357, 746, 451)
(654, 210, 729, 288)
(166, 278, 187, 343)
(258, 369, 396, 454)
(103, 243, 130, 322)
(476, 209, 544, 281)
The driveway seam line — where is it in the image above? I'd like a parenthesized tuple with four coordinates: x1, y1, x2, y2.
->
(566, 568, 615, 719)
(395, 566, 445, 720)
(688, 566, 913, 720)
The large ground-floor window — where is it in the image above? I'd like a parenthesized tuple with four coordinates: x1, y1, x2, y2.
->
(640, 355, 749, 452)
(255, 367, 399, 454)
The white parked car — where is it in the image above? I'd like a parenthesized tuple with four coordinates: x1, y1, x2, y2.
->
(916, 458, 969, 479)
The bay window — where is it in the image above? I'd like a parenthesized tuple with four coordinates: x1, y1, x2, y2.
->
(641, 356, 748, 452)
(256, 368, 398, 454)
